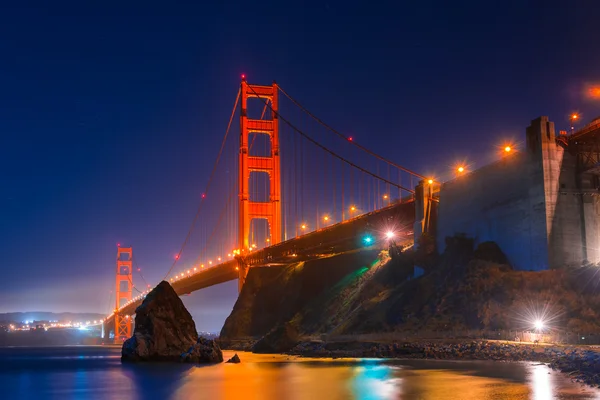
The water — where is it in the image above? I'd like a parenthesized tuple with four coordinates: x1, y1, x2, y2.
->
(1, 347, 599, 399)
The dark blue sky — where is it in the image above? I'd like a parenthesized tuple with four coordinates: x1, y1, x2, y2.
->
(0, 1, 599, 332)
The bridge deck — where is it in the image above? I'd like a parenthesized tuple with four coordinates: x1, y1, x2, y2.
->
(104, 201, 415, 327)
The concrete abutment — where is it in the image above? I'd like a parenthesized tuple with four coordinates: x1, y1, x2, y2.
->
(430, 116, 600, 270)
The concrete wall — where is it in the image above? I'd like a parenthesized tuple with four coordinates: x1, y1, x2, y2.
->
(528, 118, 585, 267)
(435, 116, 600, 270)
(436, 150, 549, 270)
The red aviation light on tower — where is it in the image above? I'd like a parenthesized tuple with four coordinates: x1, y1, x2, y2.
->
(241, 74, 246, 80)
(175, 254, 180, 260)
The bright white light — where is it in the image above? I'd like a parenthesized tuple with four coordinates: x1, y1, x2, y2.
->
(534, 320, 544, 330)
(386, 231, 395, 239)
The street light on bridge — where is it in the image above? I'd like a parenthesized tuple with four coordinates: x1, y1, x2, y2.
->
(570, 113, 580, 133)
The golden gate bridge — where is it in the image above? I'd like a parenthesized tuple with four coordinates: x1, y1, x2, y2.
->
(102, 76, 440, 342)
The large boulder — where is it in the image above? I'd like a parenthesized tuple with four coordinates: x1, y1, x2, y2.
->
(226, 353, 241, 363)
(121, 280, 222, 363)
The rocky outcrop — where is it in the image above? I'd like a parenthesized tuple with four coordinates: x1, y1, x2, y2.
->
(252, 322, 299, 353)
(226, 353, 241, 363)
(551, 350, 600, 387)
(181, 337, 223, 363)
(221, 238, 600, 350)
(121, 280, 222, 363)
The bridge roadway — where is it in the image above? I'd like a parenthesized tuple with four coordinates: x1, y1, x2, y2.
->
(104, 200, 415, 330)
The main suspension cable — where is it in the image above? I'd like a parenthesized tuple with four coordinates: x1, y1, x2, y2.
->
(246, 85, 415, 194)
(162, 88, 241, 281)
(278, 85, 426, 180)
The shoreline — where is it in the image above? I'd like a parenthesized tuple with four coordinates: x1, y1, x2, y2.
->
(222, 338, 600, 387)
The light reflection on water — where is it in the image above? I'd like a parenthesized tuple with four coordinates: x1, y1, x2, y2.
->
(350, 362, 400, 399)
(1, 347, 599, 399)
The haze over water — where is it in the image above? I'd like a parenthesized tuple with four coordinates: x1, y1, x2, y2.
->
(1, 347, 599, 399)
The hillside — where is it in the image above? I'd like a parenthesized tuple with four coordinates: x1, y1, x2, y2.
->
(220, 237, 600, 349)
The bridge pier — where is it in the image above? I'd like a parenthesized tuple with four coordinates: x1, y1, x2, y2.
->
(413, 179, 439, 248)
(236, 258, 249, 294)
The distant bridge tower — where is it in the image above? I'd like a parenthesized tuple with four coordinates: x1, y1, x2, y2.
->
(238, 79, 281, 290)
(114, 246, 133, 342)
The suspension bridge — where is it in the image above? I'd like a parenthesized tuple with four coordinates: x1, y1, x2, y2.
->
(102, 77, 432, 342)
(102, 77, 600, 342)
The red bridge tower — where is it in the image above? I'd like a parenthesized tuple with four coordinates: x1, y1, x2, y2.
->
(238, 79, 281, 290)
(114, 246, 133, 342)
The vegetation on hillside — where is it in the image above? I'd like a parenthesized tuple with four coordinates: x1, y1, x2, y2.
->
(220, 237, 600, 346)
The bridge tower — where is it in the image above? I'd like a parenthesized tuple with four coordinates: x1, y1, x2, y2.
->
(238, 78, 281, 291)
(114, 246, 133, 342)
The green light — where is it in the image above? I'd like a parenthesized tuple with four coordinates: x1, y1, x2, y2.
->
(363, 235, 373, 245)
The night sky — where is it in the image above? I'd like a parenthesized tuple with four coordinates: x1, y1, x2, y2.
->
(1, 1, 599, 332)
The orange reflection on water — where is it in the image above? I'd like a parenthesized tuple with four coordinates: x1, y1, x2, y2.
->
(168, 352, 600, 400)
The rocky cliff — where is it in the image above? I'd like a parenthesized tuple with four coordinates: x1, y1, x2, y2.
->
(122, 280, 222, 363)
(220, 238, 600, 351)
